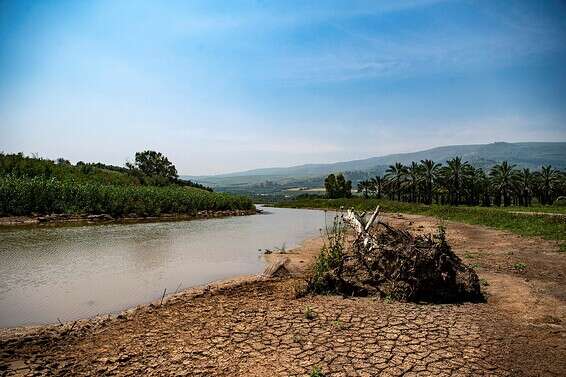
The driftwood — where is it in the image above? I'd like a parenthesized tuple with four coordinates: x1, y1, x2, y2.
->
(261, 257, 291, 279)
(312, 206, 482, 303)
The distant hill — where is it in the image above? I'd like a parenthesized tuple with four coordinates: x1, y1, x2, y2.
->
(185, 142, 566, 188)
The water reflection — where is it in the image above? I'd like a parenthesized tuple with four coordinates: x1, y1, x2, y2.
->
(0, 207, 331, 327)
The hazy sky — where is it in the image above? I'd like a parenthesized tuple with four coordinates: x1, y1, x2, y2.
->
(1, 0, 566, 175)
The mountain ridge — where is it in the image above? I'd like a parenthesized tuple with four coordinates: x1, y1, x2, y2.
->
(185, 142, 566, 184)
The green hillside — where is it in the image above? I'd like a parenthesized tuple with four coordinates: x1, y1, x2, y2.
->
(0, 153, 253, 217)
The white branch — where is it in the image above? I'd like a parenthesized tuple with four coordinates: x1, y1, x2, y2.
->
(365, 206, 380, 232)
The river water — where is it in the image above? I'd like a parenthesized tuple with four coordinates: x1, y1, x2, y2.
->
(0, 207, 332, 327)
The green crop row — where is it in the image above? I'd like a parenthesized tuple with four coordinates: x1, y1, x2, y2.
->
(0, 176, 254, 217)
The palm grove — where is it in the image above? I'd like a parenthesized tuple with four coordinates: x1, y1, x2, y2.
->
(348, 158, 565, 207)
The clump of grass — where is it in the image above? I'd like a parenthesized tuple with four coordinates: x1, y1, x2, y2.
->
(512, 262, 527, 272)
(470, 263, 481, 269)
(307, 214, 346, 294)
(464, 252, 478, 259)
(304, 306, 316, 320)
(331, 319, 344, 330)
(480, 278, 489, 286)
(309, 366, 325, 377)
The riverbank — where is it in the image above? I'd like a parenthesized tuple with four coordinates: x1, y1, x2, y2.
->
(273, 198, 566, 249)
(1, 213, 565, 376)
(0, 208, 259, 227)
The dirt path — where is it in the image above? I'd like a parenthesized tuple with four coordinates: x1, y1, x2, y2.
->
(1, 214, 565, 376)
(508, 211, 566, 217)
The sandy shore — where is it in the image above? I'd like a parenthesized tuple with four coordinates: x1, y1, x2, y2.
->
(1, 213, 565, 376)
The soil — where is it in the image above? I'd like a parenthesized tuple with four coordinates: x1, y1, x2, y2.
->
(1, 213, 565, 376)
(0, 209, 258, 227)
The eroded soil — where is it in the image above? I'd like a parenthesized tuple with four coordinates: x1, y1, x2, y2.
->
(1, 213, 565, 376)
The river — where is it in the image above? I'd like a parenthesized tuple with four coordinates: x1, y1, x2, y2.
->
(0, 206, 332, 327)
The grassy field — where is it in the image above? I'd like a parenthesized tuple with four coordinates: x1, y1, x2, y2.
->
(0, 176, 254, 217)
(274, 197, 566, 248)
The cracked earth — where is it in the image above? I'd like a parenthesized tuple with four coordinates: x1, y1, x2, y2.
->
(1, 213, 565, 376)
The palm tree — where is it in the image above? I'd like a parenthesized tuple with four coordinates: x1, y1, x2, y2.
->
(515, 168, 534, 206)
(489, 161, 516, 206)
(442, 157, 470, 205)
(406, 162, 421, 202)
(537, 165, 561, 205)
(385, 162, 407, 201)
(463, 167, 486, 206)
(370, 176, 384, 199)
(357, 179, 372, 199)
(420, 159, 441, 204)
(476, 168, 491, 206)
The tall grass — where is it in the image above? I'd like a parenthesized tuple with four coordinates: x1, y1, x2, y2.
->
(275, 197, 566, 244)
(0, 176, 253, 217)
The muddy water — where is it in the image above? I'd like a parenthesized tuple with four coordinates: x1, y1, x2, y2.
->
(0, 207, 332, 327)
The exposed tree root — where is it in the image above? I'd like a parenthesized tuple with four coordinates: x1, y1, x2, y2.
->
(308, 206, 483, 303)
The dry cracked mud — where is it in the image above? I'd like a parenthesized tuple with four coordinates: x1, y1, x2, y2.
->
(1, 213, 565, 376)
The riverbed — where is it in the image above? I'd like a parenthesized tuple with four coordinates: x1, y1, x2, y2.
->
(0, 207, 332, 327)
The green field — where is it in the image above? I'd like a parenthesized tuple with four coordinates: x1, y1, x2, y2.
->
(0, 176, 254, 217)
(274, 197, 566, 247)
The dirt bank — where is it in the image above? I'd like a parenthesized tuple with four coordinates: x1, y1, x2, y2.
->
(0, 209, 258, 227)
(1, 213, 565, 376)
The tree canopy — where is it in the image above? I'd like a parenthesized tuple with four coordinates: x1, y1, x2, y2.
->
(325, 173, 352, 199)
(126, 150, 178, 186)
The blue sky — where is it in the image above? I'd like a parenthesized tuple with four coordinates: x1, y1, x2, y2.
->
(1, 0, 565, 175)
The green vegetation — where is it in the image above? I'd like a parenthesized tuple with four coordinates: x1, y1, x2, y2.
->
(303, 306, 316, 320)
(0, 152, 212, 190)
(0, 176, 253, 217)
(274, 197, 566, 245)
(0, 152, 253, 217)
(308, 215, 346, 294)
(352, 158, 565, 207)
(331, 319, 344, 330)
(126, 150, 179, 186)
(324, 173, 352, 199)
(512, 263, 527, 272)
(309, 366, 325, 377)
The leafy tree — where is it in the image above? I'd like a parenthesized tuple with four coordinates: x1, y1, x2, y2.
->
(325, 173, 352, 199)
(335, 173, 352, 198)
(127, 150, 178, 186)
